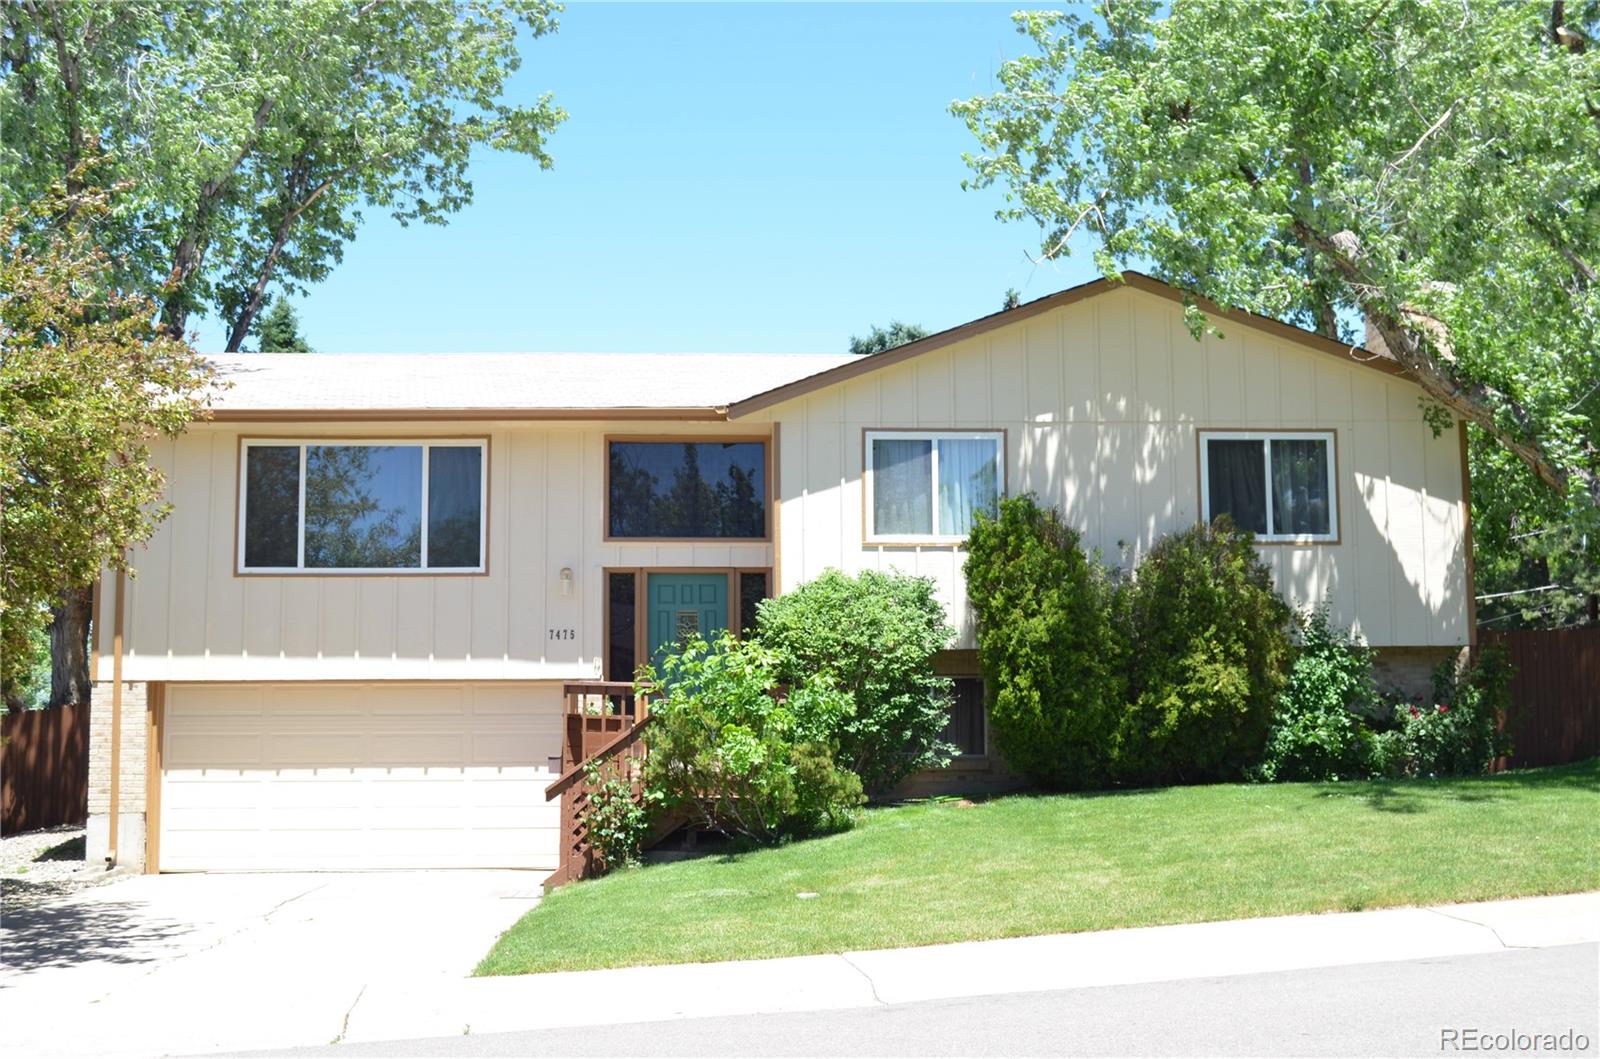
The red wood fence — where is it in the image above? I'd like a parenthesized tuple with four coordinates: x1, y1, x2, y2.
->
(2, 702, 89, 835)
(1479, 628, 1600, 770)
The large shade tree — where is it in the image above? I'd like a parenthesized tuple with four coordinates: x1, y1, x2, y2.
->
(1, 0, 564, 699)
(1, 180, 213, 707)
(954, 1, 1600, 551)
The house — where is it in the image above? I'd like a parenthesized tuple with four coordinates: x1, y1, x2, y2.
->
(86, 272, 1475, 874)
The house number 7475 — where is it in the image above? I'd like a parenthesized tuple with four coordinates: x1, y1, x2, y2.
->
(548, 628, 576, 641)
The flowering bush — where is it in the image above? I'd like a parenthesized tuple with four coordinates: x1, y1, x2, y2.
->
(1370, 648, 1512, 778)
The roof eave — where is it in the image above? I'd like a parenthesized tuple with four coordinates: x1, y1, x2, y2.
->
(205, 406, 731, 423)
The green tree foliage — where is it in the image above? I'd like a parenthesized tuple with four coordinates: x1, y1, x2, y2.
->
(1116, 520, 1294, 785)
(848, 320, 930, 356)
(1001, 288, 1021, 310)
(954, 1, 1600, 524)
(1252, 610, 1380, 783)
(962, 495, 1124, 788)
(755, 568, 956, 795)
(640, 634, 863, 843)
(0, 179, 213, 702)
(253, 299, 313, 353)
(0, 0, 565, 349)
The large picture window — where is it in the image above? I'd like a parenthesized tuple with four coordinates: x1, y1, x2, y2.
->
(238, 440, 486, 573)
(865, 430, 1003, 543)
(607, 439, 768, 540)
(1199, 430, 1337, 542)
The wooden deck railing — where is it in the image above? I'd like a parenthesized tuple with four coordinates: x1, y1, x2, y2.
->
(543, 681, 655, 890)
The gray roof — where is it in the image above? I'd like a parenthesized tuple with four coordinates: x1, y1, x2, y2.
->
(205, 352, 859, 418)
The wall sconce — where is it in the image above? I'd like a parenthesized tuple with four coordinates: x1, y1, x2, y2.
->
(559, 567, 574, 596)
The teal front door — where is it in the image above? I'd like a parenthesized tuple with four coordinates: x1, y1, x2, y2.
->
(647, 572, 729, 670)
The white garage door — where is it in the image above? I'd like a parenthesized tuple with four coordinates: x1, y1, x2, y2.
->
(160, 684, 562, 871)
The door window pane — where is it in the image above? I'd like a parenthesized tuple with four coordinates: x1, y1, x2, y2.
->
(937, 438, 1000, 536)
(304, 445, 422, 569)
(427, 446, 482, 568)
(872, 438, 933, 536)
(243, 446, 300, 568)
(1205, 438, 1268, 534)
(1270, 439, 1331, 536)
(608, 441, 767, 538)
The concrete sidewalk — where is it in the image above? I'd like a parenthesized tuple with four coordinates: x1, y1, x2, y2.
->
(339, 892, 1600, 1047)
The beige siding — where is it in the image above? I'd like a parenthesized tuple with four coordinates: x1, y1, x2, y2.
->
(101, 421, 772, 682)
(759, 287, 1469, 648)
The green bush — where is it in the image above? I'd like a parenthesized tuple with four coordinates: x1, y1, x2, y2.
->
(963, 494, 1125, 788)
(1251, 610, 1379, 782)
(755, 568, 956, 794)
(1115, 519, 1293, 785)
(582, 759, 658, 872)
(1372, 648, 1512, 778)
(641, 633, 864, 843)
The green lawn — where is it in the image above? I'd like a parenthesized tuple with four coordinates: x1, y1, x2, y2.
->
(477, 760, 1600, 975)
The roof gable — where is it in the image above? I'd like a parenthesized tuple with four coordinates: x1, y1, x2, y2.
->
(726, 271, 1405, 419)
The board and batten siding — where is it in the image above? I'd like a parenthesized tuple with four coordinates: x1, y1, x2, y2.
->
(752, 286, 1469, 649)
(96, 421, 773, 682)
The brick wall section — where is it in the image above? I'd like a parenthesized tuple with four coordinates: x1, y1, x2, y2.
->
(88, 681, 148, 816)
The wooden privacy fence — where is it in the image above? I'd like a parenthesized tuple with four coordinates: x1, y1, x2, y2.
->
(1479, 628, 1600, 770)
(2, 702, 89, 835)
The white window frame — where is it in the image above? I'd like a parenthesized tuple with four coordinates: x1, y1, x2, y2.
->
(237, 438, 488, 574)
(1198, 430, 1338, 544)
(864, 429, 1005, 545)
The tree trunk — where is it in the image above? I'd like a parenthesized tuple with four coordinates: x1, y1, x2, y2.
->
(49, 584, 93, 707)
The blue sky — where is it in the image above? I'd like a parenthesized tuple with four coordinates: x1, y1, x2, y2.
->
(191, 2, 1103, 355)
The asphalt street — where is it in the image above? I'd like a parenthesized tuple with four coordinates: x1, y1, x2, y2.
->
(246, 941, 1599, 1058)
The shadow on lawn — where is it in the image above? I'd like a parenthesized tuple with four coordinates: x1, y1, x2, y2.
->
(1306, 757, 1600, 814)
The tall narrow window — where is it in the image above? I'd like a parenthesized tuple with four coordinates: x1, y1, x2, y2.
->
(1199, 431, 1337, 542)
(607, 572, 637, 682)
(238, 440, 486, 572)
(865, 431, 1003, 543)
(738, 571, 769, 637)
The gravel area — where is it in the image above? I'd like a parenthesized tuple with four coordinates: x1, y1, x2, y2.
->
(0, 826, 129, 911)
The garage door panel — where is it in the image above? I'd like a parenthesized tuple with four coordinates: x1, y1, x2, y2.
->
(266, 733, 368, 764)
(160, 683, 562, 871)
(166, 733, 264, 768)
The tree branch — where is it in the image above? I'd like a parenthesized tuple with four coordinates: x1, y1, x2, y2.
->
(1291, 219, 1595, 504)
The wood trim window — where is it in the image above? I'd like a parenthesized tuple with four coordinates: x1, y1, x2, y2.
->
(237, 438, 488, 574)
(864, 429, 1004, 545)
(604, 436, 771, 542)
(1198, 430, 1339, 544)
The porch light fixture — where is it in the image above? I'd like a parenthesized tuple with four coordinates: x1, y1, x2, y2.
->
(560, 567, 574, 596)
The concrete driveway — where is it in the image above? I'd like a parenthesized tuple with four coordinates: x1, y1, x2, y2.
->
(0, 871, 542, 1059)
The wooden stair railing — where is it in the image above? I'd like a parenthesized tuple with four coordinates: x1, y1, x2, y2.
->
(543, 681, 655, 890)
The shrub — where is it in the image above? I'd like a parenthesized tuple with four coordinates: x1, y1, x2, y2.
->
(963, 494, 1124, 788)
(1251, 610, 1379, 782)
(1372, 648, 1512, 778)
(755, 568, 956, 794)
(1114, 518, 1293, 785)
(582, 759, 658, 872)
(641, 633, 864, 843)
